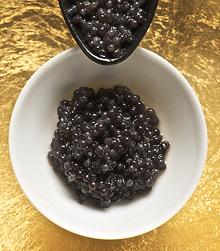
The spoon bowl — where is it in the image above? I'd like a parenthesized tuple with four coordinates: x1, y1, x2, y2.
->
(59, 0, 159, 65)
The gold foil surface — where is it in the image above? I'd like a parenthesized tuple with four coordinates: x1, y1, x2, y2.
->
(0, 0, 220, 250)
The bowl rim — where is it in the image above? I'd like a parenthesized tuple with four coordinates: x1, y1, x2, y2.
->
(9, 47, 208, 240)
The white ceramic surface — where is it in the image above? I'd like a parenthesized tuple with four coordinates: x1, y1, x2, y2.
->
(9, 47, 207, 240)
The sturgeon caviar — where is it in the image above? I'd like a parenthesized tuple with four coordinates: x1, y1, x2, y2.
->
(66, 0, 147, 59)
(48, 86, 169, 208)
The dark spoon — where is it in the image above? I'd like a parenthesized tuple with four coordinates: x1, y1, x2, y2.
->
(59, 0, 159, 65)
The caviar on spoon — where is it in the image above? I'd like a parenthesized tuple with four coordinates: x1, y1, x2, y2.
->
(59, 0, 159, 64)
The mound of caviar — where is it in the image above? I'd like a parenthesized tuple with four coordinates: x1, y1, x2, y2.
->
(66, 0, 147, 59)
(48, 86, 169, 208)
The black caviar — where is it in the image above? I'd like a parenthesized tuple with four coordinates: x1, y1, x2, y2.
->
(48, 86, 169, 208)
(66, 0, 147, 59)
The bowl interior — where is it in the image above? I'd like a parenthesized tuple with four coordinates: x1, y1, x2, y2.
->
(9, 47, 207, 239)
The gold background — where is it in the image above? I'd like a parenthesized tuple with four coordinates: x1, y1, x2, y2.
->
(0, 0, 219, 250)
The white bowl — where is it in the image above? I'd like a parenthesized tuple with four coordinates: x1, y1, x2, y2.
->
(9, 47, 207, 240)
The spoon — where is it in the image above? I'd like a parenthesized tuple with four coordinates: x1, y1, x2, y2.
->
(59, 0, 159, 65)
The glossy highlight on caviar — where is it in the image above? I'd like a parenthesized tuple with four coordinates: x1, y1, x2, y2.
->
(48, 86, 170, 208)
